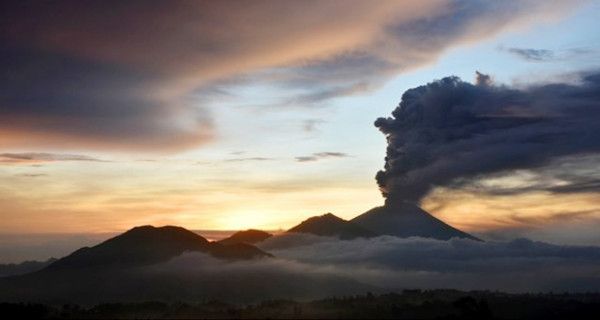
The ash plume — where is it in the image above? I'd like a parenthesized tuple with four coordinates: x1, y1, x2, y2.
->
(375, 72, 600, 204)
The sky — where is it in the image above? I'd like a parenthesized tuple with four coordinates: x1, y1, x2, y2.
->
(1, 0, 599, 247)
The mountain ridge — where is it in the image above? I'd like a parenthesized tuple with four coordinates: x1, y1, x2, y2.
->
(45, 225, 270, 271)
(218, 229, 273, 245)
(288, 213, 375, 239)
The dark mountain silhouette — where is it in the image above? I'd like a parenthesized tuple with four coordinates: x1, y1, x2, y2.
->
(46, 225, 270, 271)
(0, 226, 285, 304)
(0, 225, 367, 304)
(218, 229, 272, 245)
(351, 202, 479, 241)
(0, 258, 57, 277)
(288, 213, 375, 239)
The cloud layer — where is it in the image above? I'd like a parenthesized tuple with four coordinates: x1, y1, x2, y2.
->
(117, 233, 600, 301)
(256, 234, 600, 292)
(374, 72, 600, 203)
(0, 0, 576, 151)
(2, 233, 599, 303)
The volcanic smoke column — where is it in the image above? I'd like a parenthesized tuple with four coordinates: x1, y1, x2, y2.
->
(374, 72, 600, 206)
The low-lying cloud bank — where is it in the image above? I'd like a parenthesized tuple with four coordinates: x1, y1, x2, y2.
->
(257, 234, 600, 292)
(2, 234, 599, 304)
(142, 234, 600, 297)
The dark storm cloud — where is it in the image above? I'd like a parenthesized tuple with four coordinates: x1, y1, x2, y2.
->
(375, 72, 600, 203)
(295, 152, 349, 162)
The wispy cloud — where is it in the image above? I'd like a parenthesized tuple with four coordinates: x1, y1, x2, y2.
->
(500, 46, 597, 62)
(295, 152, 349, 162)
(302, 119, 326, 133)
(505, 47, 555, 61)
(15, 173, 48, 178)
(224, 157, 275, 163)
(0, 153, 108, 165)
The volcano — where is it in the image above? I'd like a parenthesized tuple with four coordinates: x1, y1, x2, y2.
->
(351, 202, 479, 241)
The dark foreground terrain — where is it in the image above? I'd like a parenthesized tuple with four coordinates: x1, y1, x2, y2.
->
(2, 290, 599, 319)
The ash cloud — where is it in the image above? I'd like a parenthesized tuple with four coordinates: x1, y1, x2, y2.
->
(462, 155, 600, 196)
(374, 72, 600, 204)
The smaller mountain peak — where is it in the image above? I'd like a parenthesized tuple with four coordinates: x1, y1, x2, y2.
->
(122, 225, 157, 235)
(129, 225, 155, 230)
(126, 225, 188, 234)
(218, 229, 272, 245)
(117, 225, 209, 246)
(288, 213, 375, 240)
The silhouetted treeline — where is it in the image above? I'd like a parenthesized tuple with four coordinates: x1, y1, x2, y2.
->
(1, 290, 599, 319)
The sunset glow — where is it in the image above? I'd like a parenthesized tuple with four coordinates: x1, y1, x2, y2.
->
(0, 0, 598, 244)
